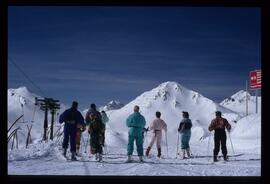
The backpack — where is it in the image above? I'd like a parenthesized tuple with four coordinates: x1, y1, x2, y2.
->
(88, 113, 104, 133)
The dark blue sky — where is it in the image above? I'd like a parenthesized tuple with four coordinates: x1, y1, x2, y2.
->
(8, 6, 261, 109)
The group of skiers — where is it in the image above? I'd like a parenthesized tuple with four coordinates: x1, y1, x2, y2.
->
(59, 101, 231, 163)
(59, 102, 109, 161)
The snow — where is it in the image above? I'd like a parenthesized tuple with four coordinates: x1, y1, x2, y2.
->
(220, 90, 261, 115)
(7, 82, 261, 176)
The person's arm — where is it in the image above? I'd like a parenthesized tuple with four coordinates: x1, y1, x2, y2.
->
(141, 116, 146, 128)
(126, 115, 132, 127)
(163, 120, 167, 132)
(178, 121, 183, 132)
(59, 110, 66, 124)
(78, 112, 86, 131)
(208, 120, 214, 131)
(85, 111, 90, 125)
(224, 119, 231, 131)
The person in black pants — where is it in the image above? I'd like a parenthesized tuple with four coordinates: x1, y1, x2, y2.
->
(208, 111, 231, 162)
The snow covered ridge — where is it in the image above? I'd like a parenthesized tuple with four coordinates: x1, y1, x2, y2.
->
(99, 100, 124, 111)
(220, 90, 261, 114)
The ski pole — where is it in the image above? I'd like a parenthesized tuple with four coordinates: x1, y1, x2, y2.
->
(176, 132, 179, 158)
(165, 131, 168, 158)
(207, 133, 211, 161)
(85, 133, 90, 153)
(227, 130, 235, 157)
(80, 132, 86, 154)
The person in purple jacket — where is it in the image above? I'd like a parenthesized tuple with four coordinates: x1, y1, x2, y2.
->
(59, 101, 85, 161)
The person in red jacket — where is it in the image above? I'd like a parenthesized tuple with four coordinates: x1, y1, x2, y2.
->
(209, 111, 231, 162)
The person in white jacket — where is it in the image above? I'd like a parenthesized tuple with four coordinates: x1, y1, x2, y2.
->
(145, 111, 167, 158)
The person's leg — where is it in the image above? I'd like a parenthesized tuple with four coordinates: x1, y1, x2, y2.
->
(145, 134, 155, 156)
(186, 133, 191, 157)
(149, 133, 156, 148)
(221, 132, 228, 160)
(136, 131, 144, 157)
(156, 131, 162, 157)
(70, 129, 77, 153)
(75, 130, 81, 154)
(213, 132, 221, 161)
(62, 132, 69, 150)
(127, 133, 135, 156)
(62, 131, 69, 156)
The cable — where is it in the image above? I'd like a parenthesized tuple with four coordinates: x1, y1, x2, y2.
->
(8, 56, 46, 97)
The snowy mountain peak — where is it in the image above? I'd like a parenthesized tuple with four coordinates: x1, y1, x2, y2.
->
(157, 81, 184, 93)
(221, 90, 251, 105)
(9, 86, 31, 97)
(99, 100, 124, 111)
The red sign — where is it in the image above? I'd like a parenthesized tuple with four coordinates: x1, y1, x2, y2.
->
(250, 70, 261, 89)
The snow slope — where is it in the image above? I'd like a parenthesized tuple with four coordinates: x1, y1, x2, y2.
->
(8, 87, 66, 148)
(8, 82, 261, 176)
(220, 90, 261, 115)
(107, 81, 241, 147)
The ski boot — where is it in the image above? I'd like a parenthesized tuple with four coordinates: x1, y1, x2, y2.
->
(98, 153, 102, 162)
(213, 155, 218, 162)
(223, 154, 228, 161)
(186, 148, 191, 158)
(145, 147, 151, 157)
(71, 152, 77, 161)
(157, 148, 162, 158)
(139, 156, 144, 162)
(62, 148, 67, 158)
(125, 155, 132, 163)
(182, 149, 186, 159)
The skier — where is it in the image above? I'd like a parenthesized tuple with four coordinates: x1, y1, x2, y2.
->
(208, 111, 231, 162)
(85, 103, 104, 161)
(85, 103, 102, 126)
(59, 101, 85, 161)
(126, 105, 146, 162)
(145, 111, 167, 158)
(178, 111, 192, 159)
(100, 110, 109, 146)
(75, 122, 86, 156)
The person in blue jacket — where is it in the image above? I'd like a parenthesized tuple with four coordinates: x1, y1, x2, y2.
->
(126, 105, 146, 162)
(59, 101, 85, 161)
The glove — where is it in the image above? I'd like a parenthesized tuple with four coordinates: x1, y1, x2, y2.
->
(146, 127, 149, 132)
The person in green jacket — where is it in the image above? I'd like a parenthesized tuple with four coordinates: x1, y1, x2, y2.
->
(126, 105, 146, 162)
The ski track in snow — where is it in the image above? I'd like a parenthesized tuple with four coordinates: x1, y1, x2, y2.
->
(8, 144, 261, 176)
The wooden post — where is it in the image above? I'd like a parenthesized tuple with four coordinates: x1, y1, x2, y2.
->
(256, 90, 258, 114)
(43, 106, 48, 141)
(246, 80, 248, 116)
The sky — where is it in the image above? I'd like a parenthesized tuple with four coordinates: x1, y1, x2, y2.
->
(8, 6, 261, 110)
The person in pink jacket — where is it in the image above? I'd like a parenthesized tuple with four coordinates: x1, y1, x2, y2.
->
(145, 111, 167, 158)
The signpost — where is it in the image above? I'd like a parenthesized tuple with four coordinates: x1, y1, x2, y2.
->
(250, 70, 261, 114)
